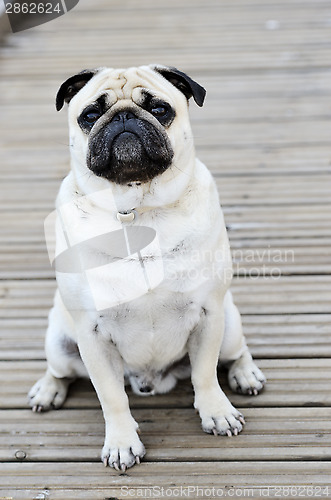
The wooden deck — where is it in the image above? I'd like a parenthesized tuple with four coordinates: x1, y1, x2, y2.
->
(1, 0, 331, 498)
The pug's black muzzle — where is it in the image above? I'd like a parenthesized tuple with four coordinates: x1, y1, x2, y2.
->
(87, 110, 174, 185)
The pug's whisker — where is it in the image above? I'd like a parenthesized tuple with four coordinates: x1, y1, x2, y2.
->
(171, 163, 190, 177)
(54, 141, 71, 147)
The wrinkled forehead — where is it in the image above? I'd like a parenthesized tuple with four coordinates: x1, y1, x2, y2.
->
(76, 66, 176, 108)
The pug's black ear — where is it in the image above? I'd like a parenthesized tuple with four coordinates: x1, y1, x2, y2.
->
(154, 66, 206, 107)
(56, 69, 97, 111)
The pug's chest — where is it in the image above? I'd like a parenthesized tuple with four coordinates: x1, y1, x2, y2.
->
(97, 286, 204, 370)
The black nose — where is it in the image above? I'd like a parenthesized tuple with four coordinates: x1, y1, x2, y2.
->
(139, 385, 152, 394)
(112, 111, 136, 122)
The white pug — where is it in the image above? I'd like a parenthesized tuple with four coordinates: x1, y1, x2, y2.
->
(28, 65, 266, 471)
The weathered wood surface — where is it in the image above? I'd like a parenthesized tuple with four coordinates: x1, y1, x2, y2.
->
(1, 0, 331, 498)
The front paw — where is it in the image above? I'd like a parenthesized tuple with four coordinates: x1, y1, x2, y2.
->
(102, 430, 146, 472)
(195, 392, 245, 437)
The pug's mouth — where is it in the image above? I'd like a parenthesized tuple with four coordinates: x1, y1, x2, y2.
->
(86, 112, 174, 185)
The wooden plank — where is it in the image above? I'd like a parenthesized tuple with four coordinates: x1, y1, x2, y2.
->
(1, 359, 331, 409)
(6, 4, 331, 37)
(0, 408, 331, 462)
(0, 408, 331, 463)
(243, 314, 331, 358)
(0, 462, 330, 500)
(2, 47, 331, 75)
(9, 29, 331, 54)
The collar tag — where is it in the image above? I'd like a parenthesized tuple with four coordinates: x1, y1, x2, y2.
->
(116, 210, 136, 223)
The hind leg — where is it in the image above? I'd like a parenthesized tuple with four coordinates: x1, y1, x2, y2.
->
(228, 350, 266, 396)
(28, 369, 72, 412)
(221, 291, 266, 395)
(28, 291, 87, 412)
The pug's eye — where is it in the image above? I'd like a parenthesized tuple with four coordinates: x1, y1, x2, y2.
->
(143, 98, 175, 126)
(81, 107, 102, 125)
(151, 106, 168, 118)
